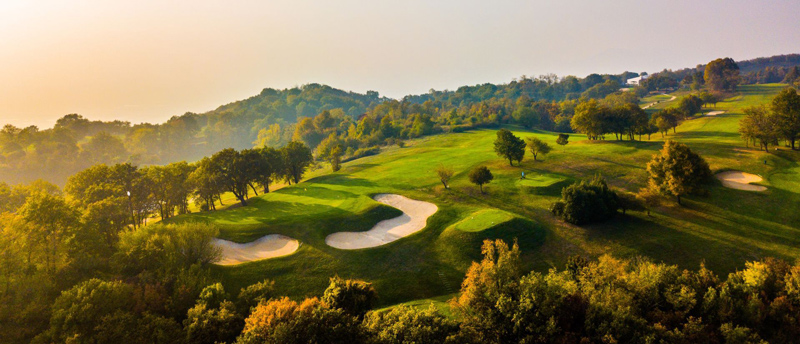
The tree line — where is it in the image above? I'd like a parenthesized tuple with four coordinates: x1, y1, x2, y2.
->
(14, 237, 800, 344)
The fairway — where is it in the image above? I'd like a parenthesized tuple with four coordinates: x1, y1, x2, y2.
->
(165, 84, 800, 307)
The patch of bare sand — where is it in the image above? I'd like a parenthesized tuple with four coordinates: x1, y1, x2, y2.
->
(716, 171, 767, 192)
(214, 234, 299, 265)
(325, 194, 438, 250)
(705, 111, 725, 116)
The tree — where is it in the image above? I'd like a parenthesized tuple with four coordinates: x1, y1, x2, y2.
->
(237, 297, 362, 344)
(453, 239, 522, 343)
(257, 147, 283, 193)
(321, 276, 377, 319)
(184, 283, 244, 344)
(677, 94, 704, 117)
(493, 129, 525, 166)
(468, 166, 493, 194)
(237, 279, 276, 314)
(525, 137, 551, 161)
(435, 165, 454, 189)
(282, 141, 313, 184)
(636, 187, 663, 216)
(571, 99, 608, 140)
(771, 87, 800, 149)
(210, 148, 252, 206)
(617, 192, 645, 215)
(556, 133, 569, 145)
(739, 106, 780, 151)
(646, 140, 713, 205)
(362, 305, 461, 344)
(19, 193, 80, 275)
(46, 278, 135, 342)
(550, 177, 619, 225)
(704, 57, 740, 92)
(329, 146, 342, 172)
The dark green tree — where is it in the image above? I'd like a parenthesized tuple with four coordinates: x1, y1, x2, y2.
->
(321, 276, 377, 319)
(282, 141, 313, 184)
(493, 129, 525, 166)
(468, 166, 494, 194)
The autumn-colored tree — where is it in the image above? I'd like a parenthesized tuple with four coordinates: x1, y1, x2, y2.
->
(646, 140, 713, 205)
(237, 297, 362, 344)
(454, 239, 522, 343)
(704, 57, 740, 92)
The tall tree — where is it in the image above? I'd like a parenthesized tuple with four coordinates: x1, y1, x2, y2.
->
(19, 193, 80, 275)
(493, 129, 526, 166)
(704, 57, 740, 92)
(282, 141, 313, 184)
(771, 87, 800, 149)
(646, 140, 713, 205)
(571, 99, 608, 140)
(210, 149, 251, 206)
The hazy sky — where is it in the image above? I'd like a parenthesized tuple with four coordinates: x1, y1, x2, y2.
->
(1, 0, 799, 128)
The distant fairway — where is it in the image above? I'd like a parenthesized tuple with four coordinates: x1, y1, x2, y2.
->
(166, 84, 800, 307)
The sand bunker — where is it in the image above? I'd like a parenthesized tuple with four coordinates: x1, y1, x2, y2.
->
(213, 234, 299, 265)
(705, 111, 725, 116)
(325, 194, 438, 250)
(716, 171, 767, 192)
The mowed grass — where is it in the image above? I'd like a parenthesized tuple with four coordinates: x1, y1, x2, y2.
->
(452, 209, 516, 232)
(167, 84, 800, 308)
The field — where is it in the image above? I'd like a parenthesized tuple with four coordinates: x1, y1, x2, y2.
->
(167, 84, 800, 308)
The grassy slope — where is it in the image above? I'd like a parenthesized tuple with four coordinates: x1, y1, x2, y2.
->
(167, 84, 800, 307)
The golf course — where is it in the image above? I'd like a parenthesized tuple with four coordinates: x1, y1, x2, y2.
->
(165, 83, 800, 308)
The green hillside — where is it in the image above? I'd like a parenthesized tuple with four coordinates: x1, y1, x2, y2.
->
(169, 84, 800, 307)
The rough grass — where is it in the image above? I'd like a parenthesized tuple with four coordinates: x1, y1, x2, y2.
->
(166, 84, 800, 309)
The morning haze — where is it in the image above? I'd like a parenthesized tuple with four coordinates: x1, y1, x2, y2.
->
(1, 0, 799, 127)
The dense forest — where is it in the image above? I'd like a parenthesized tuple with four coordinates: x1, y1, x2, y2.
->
(3, 54, 798, 186)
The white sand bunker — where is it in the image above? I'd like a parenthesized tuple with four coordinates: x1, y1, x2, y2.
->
(213, 234, 299, 265)
(325, 194, 438, 250)
(716, 171, 767, 192)
(705, 111, 725, 116)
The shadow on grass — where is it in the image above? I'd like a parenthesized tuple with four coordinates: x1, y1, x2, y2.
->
(305, 174, 378, 188)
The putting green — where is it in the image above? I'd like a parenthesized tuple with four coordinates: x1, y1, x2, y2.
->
(515, 173, 565, 188)
(452, 209, 516, 232)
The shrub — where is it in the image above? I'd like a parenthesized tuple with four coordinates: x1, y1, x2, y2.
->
(551, 177, 619, 225)
(322, 276, 377, 319)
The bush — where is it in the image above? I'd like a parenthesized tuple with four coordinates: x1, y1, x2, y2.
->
(237, 297, 362, 344)
(322, 276, 377, 319)
(551, 177, 619, 225)
(362, 305, 461, 344)
(237, 279, 276, 313)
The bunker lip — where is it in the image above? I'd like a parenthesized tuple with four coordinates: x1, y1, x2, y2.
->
(213, 234, 299, 265)
(325, 194, 438, 250)
(716, 171, 767, 192)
